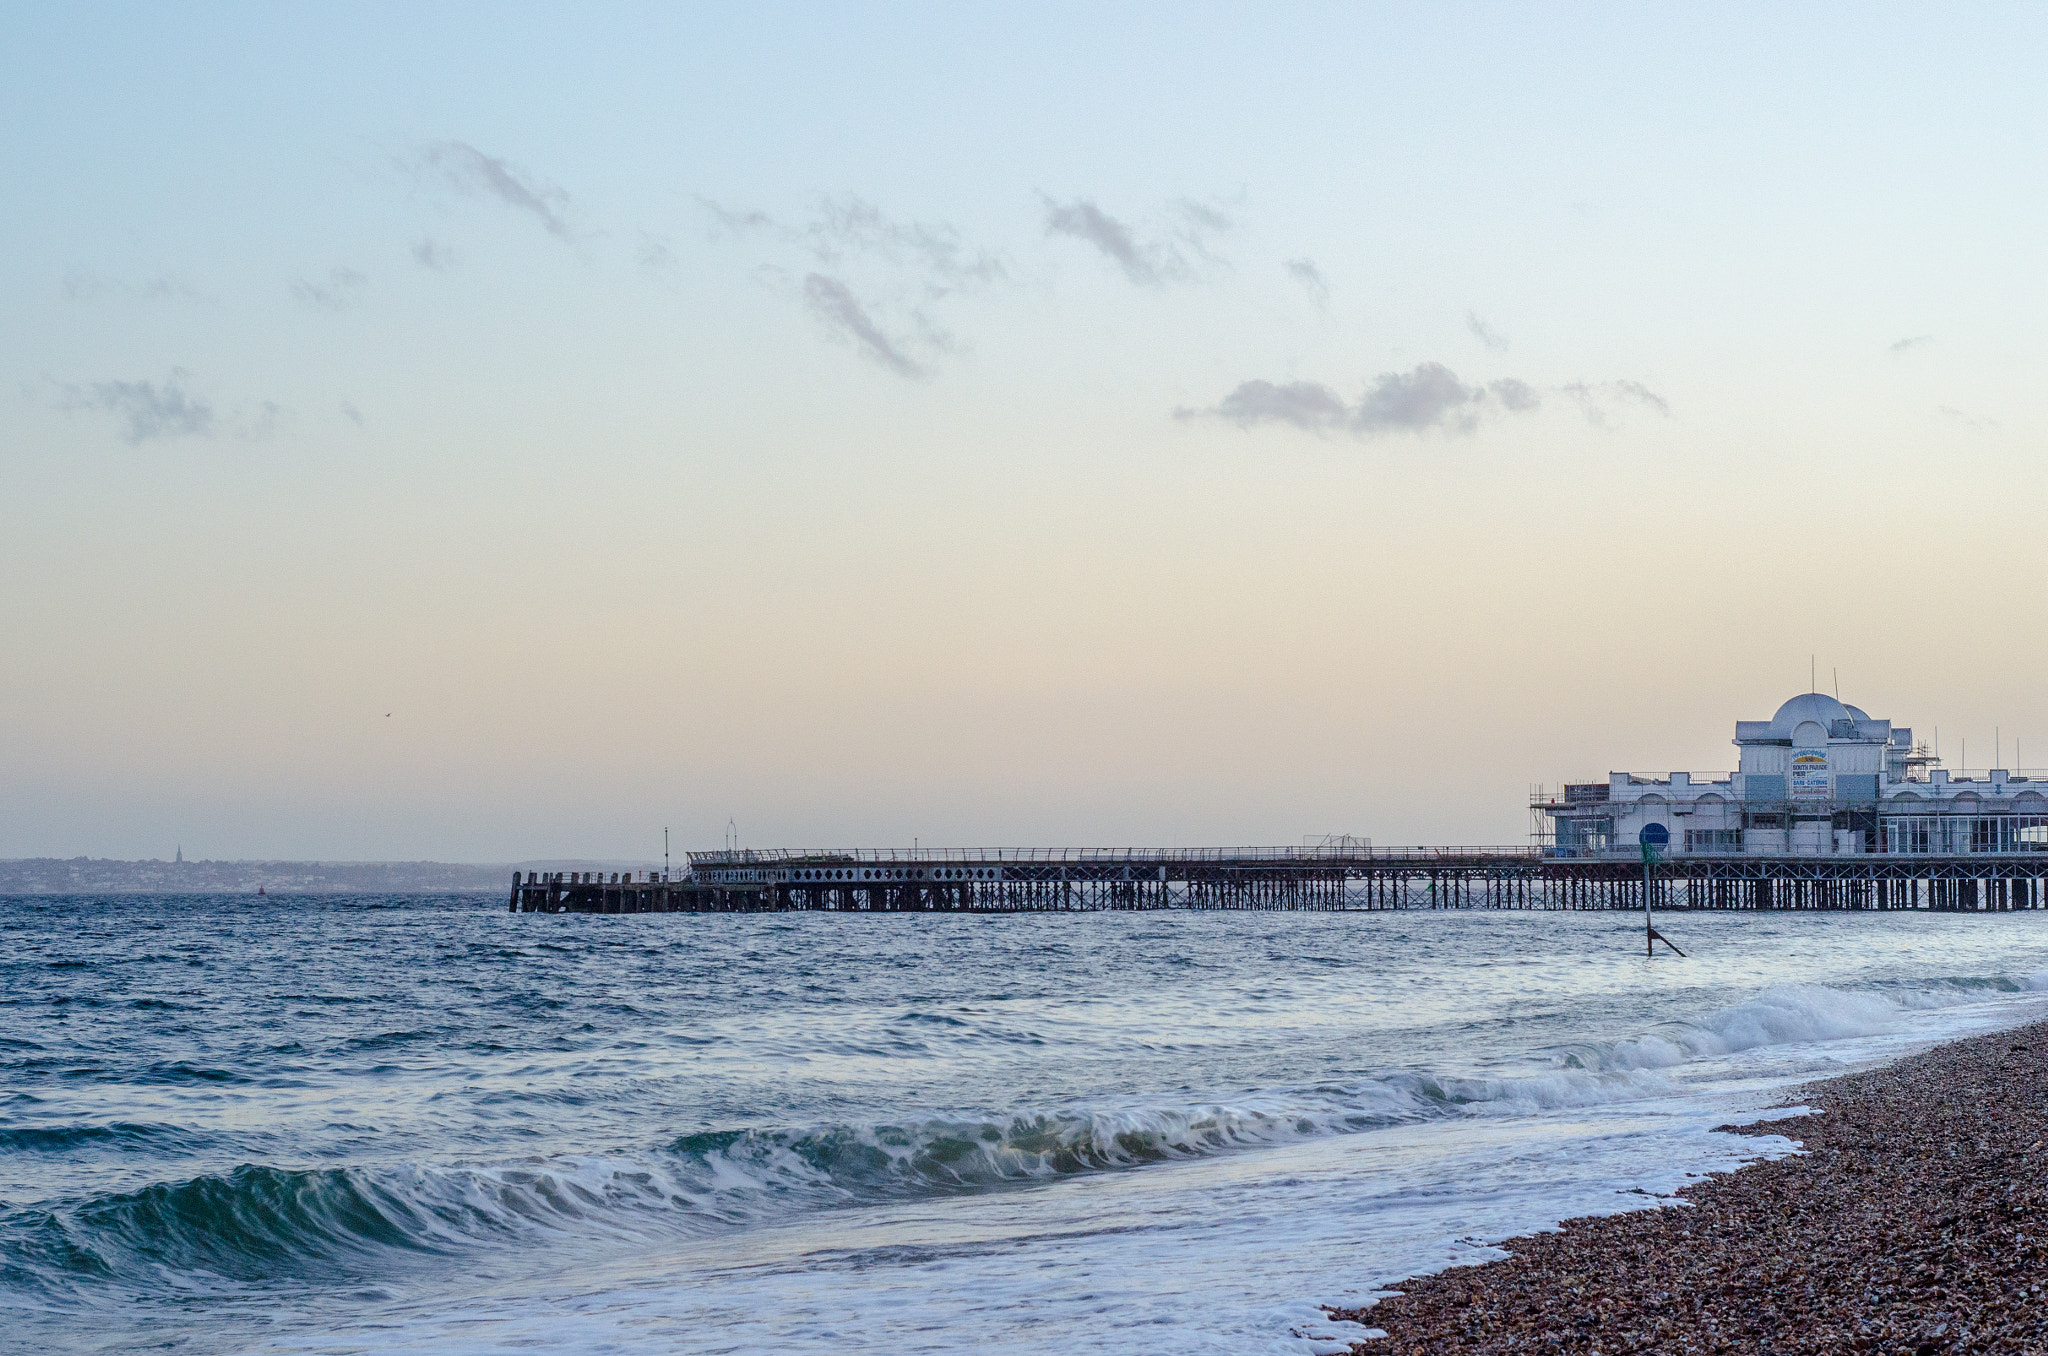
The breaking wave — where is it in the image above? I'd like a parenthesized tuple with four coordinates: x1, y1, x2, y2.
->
(5, 973, 2019, 1304)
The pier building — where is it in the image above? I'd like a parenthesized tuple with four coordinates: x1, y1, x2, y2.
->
(1534, 692, 2047, 860)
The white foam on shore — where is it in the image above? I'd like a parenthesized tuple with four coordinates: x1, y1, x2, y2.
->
(243, 975, 2048, 1356)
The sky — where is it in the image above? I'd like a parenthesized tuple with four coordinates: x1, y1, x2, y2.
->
(5, 3, 2047, 861)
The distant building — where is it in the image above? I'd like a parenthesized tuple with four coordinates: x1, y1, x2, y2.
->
(1537, 692, 2047, 857)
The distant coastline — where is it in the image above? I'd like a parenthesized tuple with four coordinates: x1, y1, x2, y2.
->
(0, 858, 658, 895)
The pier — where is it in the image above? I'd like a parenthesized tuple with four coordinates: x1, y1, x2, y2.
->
(509, 845, 2048, 914)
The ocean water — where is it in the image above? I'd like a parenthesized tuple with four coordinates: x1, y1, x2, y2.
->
(7, 897, 2048, 1355)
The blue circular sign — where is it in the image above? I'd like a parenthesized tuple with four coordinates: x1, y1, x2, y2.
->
(1638, 823, 1670, 847)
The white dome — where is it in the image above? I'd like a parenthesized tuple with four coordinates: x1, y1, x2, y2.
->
(1768, 692, 1852, 737)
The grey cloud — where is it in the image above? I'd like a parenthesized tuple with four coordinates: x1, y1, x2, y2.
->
(55, 369, 215, 443)
(340, 401, 364, 428)
(1285, 258, 1329, 306)
(412, 238, 457, 271)
(1186, 365, 1668, 438)
(414, 141, 574, 240)
(804, 274, 924, 378)
(292, 267, 368, 310)
(1354, 362, 1491, 434)
(1043, 197, 1204, 286)
(1466, 312, 1510, 352)
(1207, 380, 1351, 431)
(1889, 334, 1934, 354)
(1488, 378, 1541, 412)
(1183, 363, 1533, 437)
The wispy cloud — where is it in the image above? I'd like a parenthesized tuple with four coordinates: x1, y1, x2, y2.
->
(411, 141, 574, 240)
(700, 199, 773, 234)
(804, 274, 925, 378)
(62, 272, 208, 303)
(701, 194, 1007, 294)
(49, 370, 288, 443)
(1889, 334, 1934, 354)
(340, 401, 365, 428)
(1937, 404, 1997, 430)
(1466, 311, 1510, 352)
(1560, 379, 1670, 427)
(411, 238, 457, 272)
(291, 267, 369, 311)
(1182, 367, 1669, 437)
(1041, 196, 1231, 286)
(703, 196, 1004, 377)
(637, 235, 676, 275)
(806, 196, 1007, 292)
(1285, 258, 1329, 307)
(53, 369, 215, 444)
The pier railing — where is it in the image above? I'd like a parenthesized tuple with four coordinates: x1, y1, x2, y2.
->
(686, 845, 1536, 866)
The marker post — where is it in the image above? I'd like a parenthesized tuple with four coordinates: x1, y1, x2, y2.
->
(1638, 823, 1685, 958)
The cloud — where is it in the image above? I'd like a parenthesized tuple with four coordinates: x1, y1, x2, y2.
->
(703, 197, 1004, 376)
(1353, 363, 1497, 434)
(1285, 258, 1329, 306)
(62, 272, 208, 303)
(699, 198, 774, 234)
(1937, 404, 1997, 430)
(704, 195, 1007, 292)
(412, 238, 457, 271)
(806, 195, 1006, 291)
(48, 371, 289, 443)
(54, 369, 215, 443)
(291, 267, 368, 310)
(637, 235, 675, 274)
(1182, 363, 1533, 437)
(1560, 379, 1671, 427)
(1466, 311, 1510, 352)
(1489, 377, 1542, 412)
(1042, 195, 1229, 286)
(1208, 379, 1351, 431)
(412, 141, 574, 240)
(1175, 199, 1234, 234)
(1182, 367, 1670, 437)
(1889, 334, 1934, 354)
(340, 401, 364, 428)
(804, 274, 924, 378)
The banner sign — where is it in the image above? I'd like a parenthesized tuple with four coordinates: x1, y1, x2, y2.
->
(1790, 751, 1830, 799)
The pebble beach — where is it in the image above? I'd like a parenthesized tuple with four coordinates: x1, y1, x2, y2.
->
(1331, 1021, 2048, 1354)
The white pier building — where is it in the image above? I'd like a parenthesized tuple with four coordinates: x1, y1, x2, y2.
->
(1538, 693, 2048, 858)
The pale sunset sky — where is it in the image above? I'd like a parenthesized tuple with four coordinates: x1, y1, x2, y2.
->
(4, 4, 2044, 859)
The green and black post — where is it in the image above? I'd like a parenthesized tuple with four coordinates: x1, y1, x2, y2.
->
(1638, 822, 1685, 957)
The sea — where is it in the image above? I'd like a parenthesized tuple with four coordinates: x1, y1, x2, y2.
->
(7, 895, 2048, 1355)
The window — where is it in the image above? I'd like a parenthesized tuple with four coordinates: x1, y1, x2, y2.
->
(1685, 829, 1742, 852)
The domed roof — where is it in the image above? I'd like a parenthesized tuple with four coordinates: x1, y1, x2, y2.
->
(1769, 692, 1852, 736)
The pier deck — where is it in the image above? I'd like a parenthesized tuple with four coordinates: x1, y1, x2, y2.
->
(508, 846, 2048, 914)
